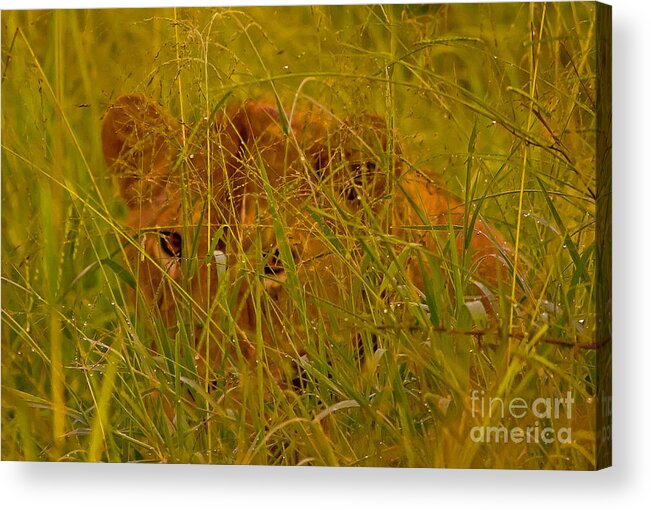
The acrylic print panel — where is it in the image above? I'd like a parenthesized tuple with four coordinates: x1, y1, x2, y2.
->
(1, 2, 611, 469)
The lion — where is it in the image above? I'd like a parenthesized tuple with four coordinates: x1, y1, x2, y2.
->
(101, 94, 507, 387)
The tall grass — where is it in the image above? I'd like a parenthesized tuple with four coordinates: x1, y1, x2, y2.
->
(2, 4, 604, 468)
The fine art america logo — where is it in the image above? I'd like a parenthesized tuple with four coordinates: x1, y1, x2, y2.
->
(469, 390, 574, 444)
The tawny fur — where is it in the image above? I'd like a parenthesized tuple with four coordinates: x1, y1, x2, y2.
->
(101, 94, 506, 382)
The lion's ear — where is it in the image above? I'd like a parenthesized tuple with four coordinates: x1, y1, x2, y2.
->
(101, 94, 180, 208)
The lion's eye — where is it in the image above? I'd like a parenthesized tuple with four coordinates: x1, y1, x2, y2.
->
(159, 230, 182, 258)
(352, 160, 378, 174)
(264, 248, 284, 275)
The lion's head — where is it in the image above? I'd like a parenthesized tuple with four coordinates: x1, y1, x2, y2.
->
(101, 94, 505, 383)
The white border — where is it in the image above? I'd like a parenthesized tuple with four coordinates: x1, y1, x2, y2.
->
(2, 0, 649, 508)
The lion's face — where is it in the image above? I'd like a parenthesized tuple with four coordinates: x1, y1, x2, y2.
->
(101, 94, 503, 379)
